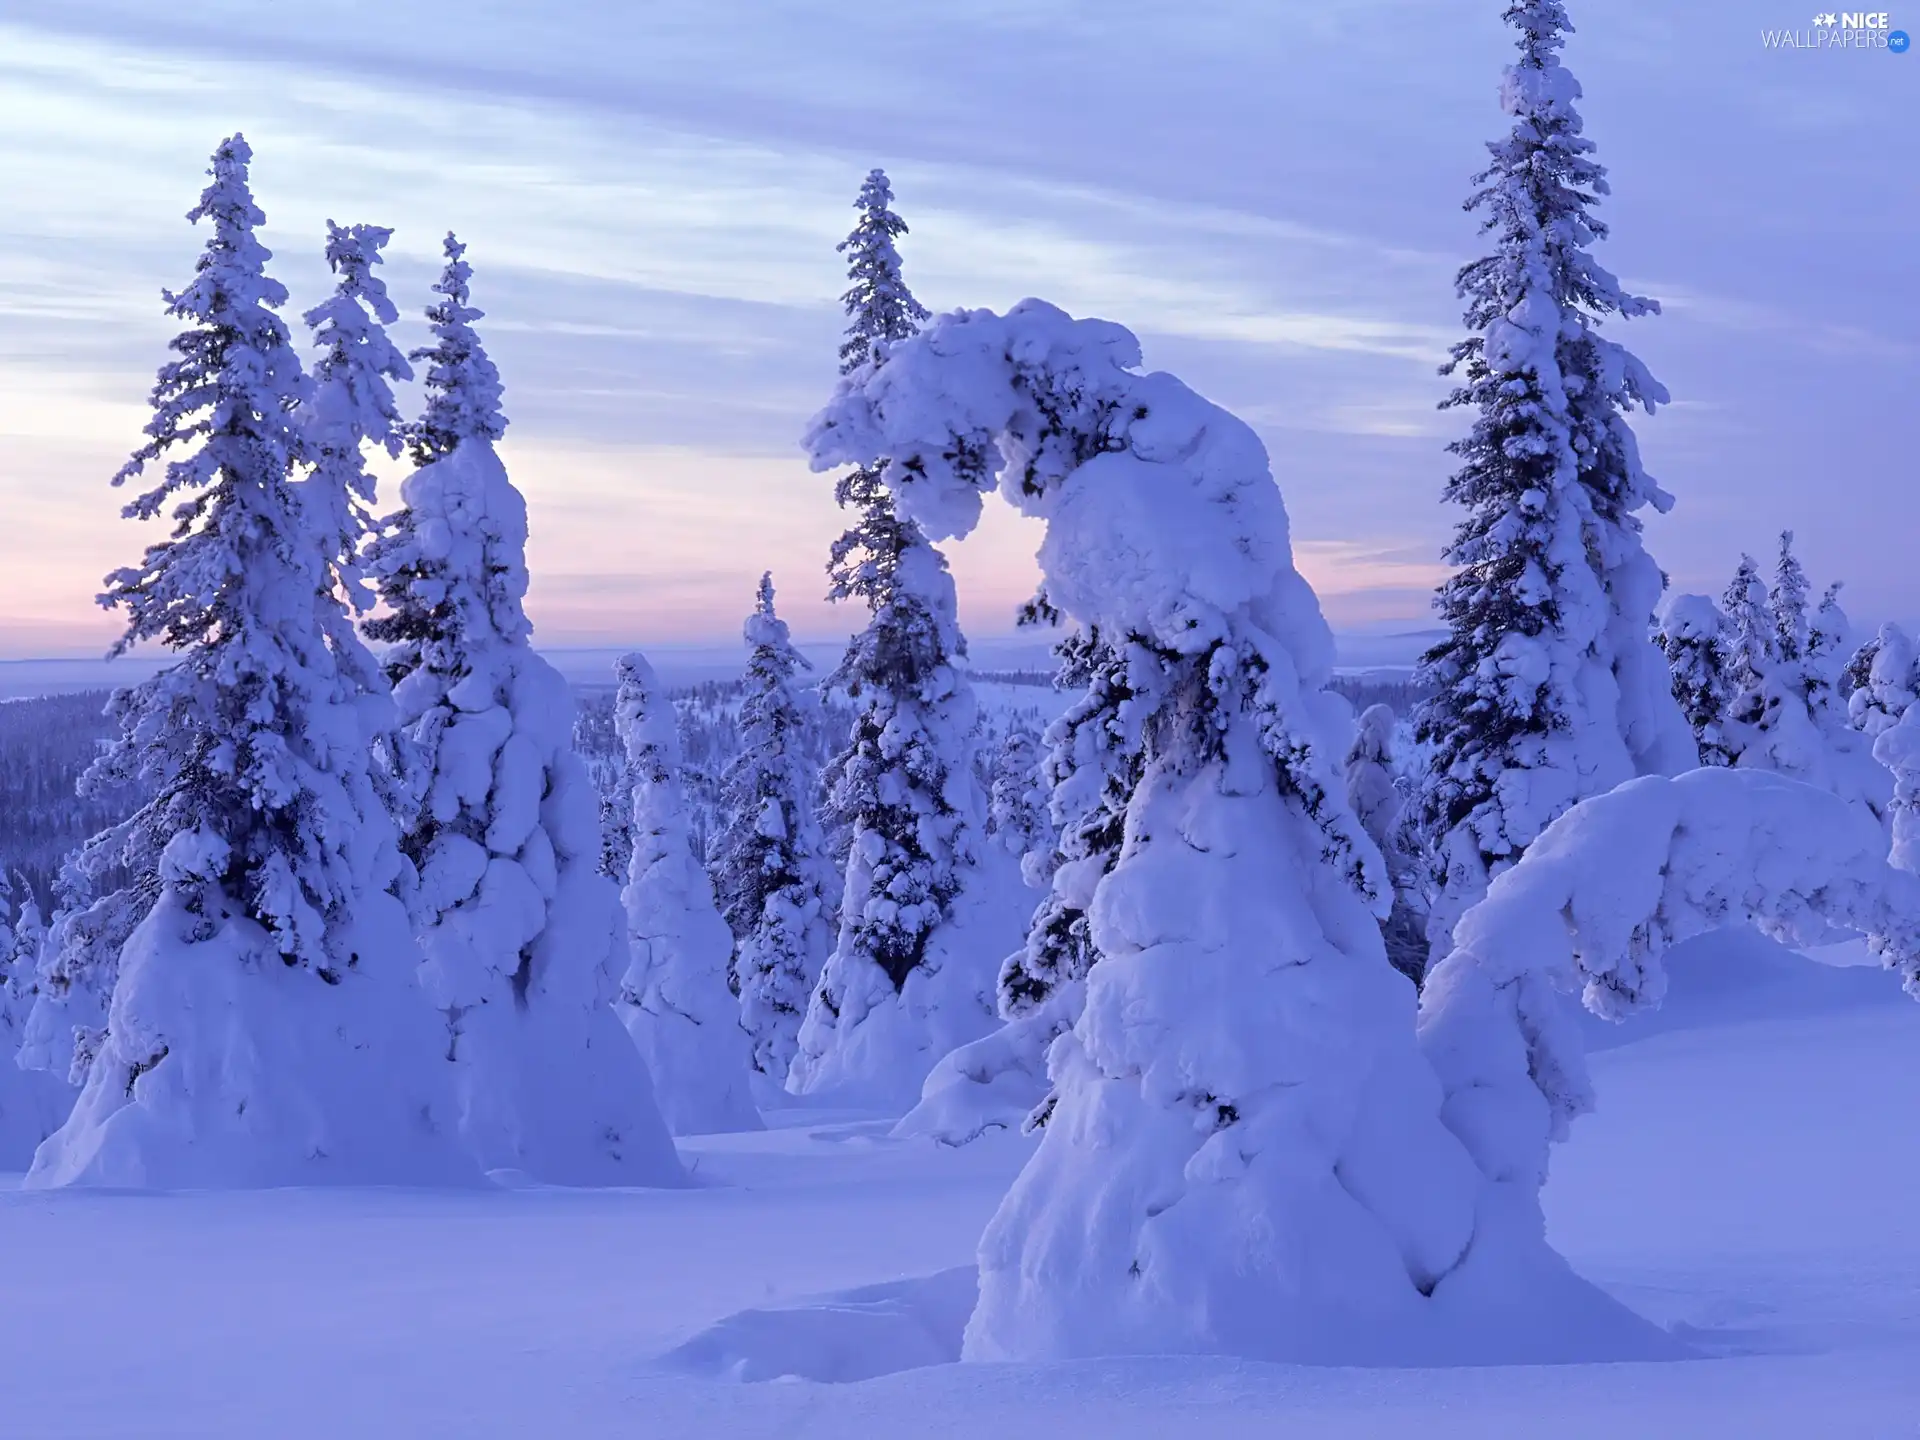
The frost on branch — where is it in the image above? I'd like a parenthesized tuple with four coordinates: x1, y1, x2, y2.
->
(807, 299, 1655, 1365)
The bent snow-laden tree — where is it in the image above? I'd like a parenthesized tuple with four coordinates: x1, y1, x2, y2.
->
(790, 169, 1016, 1106)
(365, 235, 682, 1184)
(709, 575, 836, 1083)
(804, 297, 1662, 1365)
(615, 653, 762, 1133)
(29, 137, 474, 1189)
(1408, 0, 1694, 965)
(1419, 768, 1920, 1262)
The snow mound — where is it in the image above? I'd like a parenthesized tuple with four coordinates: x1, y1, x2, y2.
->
(891, 1007, 1059, 1145)
(28, 841, 476, 1189)
(661, 1267, 976, 1383)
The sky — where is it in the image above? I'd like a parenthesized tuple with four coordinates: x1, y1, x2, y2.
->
(0, 0, 1912, 659)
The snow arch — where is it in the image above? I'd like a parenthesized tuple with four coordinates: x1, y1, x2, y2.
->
(1419, 767, 1920, 1206)
(804, 301, 1672, 1365)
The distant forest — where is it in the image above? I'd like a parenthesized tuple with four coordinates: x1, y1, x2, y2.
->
(0, 668, 1427, 911)
(0, 692, 124, 906)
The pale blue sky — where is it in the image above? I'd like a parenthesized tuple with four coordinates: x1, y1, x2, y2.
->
(0, 0, 1911, 657)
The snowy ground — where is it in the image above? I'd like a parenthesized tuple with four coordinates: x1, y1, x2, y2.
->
(4, 936, 1917, 1437)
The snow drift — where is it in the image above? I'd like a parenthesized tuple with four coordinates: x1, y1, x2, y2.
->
(27, 830, 476, 1189)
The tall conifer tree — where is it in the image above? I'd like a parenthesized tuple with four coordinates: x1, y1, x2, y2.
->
(707, 575, 835, 1082)
(790, 170, 994, 1103)
(364, 235, 682, 1183)
(29, 137, 471, 1188)
(1408, 0, 1691, 958)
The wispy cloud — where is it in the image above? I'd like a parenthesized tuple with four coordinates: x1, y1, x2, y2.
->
(0, 0, 1913, 653)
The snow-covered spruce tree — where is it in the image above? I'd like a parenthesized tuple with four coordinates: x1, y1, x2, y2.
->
(363, 235, 682, 1184)
(571, 698, 637, 881)
(302, 221, 410, 610)
(7, 875, 45, 991)
(1847, 622, 1919, 738)
(302, 220, 420, 839)
(2, 872, 46, 1030)
(615, 652, 762, 1132)
(895, 628, 1147, 1143)
(1719, 553, 1774, 752)
(0, 870, 20, 1025)
(1346, 705, 1402, 844)
(28, 137, 474, 1189)
(16, 851, 146, 1087)
(894, 630, 1143, 1143)
(835, 168, 930, 375)
(1407, 0, 1694, 963)
(984, 715, 1052, 868)
(790, 169, 1016, 1105)
(1655, 592, 1736, 766)
(1806, 581, 1850, 720)
(807, 299, 1661, 1364)
(1764, 537, 1856, 743)
(403, 232, 506, 466)
(1345, 705, 1429, 986)
(0, 870, 70, 1165)
(1719, 542, 1887, 825)
(1878, 703, 1920, 877)
(1000, 632, 1142, 1017)
(707, 574, 835, 1083)
(1800, 580, 1886, 820)
(1771, 528, 1811, 671)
